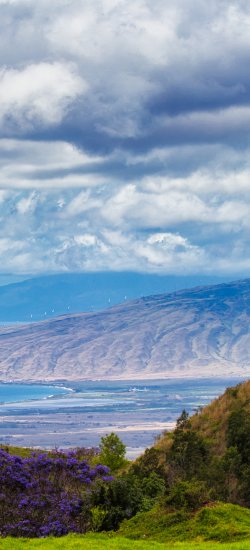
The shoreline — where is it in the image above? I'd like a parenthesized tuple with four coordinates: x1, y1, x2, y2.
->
(0, 373, 246, 384)
(0, 382, 74, 406)
(0, 378, 241, 454)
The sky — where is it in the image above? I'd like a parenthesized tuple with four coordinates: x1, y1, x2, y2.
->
(0, 0, 250, 278)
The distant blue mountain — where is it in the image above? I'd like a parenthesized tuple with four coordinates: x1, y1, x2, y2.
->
(0, 277, 249, 380)
(0, 272, 235, 323)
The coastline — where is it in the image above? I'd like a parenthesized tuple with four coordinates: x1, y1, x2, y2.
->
(0, 378, 241, 454)
(0, 382, 74, 406)
(0, 373, 247, 384)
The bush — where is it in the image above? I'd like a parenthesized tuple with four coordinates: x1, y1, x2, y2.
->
(0, 448, 113, 537)
(165, 480, 211, 511)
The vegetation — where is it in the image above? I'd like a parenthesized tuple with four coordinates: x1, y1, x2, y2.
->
(0, 379, 249, 546)
(99, 432, 127, 472)
(119, 503, 250, 542)
(0, 447, 113, 537)
(142, 380, 250, 509)
(1, 535, 250, 550)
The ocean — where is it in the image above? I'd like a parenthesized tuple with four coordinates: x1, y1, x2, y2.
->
(0, 383, 70, 403)
(0, 378, 242, 456)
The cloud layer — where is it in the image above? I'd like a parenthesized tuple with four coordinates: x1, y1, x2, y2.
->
(0, 0, 250, 275)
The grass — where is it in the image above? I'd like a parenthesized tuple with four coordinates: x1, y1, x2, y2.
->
(0, 503, 250, 549)
(0, 445, 34, 458)
(118, 504, 250, 543)
(1, 505, 250, 550)
(0, 535, 250, 550)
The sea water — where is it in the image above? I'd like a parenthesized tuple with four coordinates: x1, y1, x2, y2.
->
(0, 378, 240, 411)
(0, 377, 242, 453)
(0, 383, 69, 404)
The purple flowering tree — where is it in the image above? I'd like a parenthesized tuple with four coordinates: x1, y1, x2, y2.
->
(0, 448, 113, 537)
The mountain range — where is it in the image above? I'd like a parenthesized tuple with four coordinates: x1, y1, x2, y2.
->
(0, 278, 249, 381)
(0, 272, 231, 323)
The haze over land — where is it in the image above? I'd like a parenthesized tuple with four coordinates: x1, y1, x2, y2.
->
(0, 272, 233, 323)
(0, 279, 249, 381)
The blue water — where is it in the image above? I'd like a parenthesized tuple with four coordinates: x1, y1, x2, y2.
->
(65, 378, 241, 416)
(0, 377, 243, 453)
(0, 378, 241, 415)
(0, 383, 70, 404)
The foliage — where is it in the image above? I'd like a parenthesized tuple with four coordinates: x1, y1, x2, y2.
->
(165, 481, 211, 511)
(131, 448, 165, 480)
(90, 471, 165, 531)
(0, 447, 113, 537)
(118, 503, 250, 543)
(147, 380, 250, 509)
(227, 409, 250, 466)
(99, 433, 127, 471)
(168, 411, 209, 480)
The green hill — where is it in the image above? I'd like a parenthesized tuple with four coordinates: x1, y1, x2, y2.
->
(131, 379, 250, 508)
(119, 503, 250, 543)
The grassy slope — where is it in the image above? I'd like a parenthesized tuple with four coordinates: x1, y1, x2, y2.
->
(1, 535, 250, 550)
(155, 379, 250, 458)
(190, 380, 250, 455)
(118, 504, 250, 543)
(3, 502, 249, 549)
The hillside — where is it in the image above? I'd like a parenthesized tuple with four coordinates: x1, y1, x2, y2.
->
(156, 378, 250, 457)
(0, 278, 250, 380)
(122, 379, 250, 540)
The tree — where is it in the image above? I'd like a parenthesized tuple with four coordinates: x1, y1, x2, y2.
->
(99, 432, 126, 471)
(169, 410, 208, 479)
(227, 409, 250, 465)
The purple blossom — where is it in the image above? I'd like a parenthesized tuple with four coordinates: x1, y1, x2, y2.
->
(0, 447, 112, 537)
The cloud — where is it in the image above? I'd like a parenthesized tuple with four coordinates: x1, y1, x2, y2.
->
(0, 1, 249, 149)
(0, 139, 106, 188)
(0, 62, 85, 131)
(0, 1, 250, 276)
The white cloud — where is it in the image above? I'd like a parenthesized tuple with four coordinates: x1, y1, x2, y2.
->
(74, 234, 98, 247)
(0, 62, 85, 129)
(0, 1, 249, 276)
(147, 233, 191, 248)
(0, 139, 107, 188)
(65, 191, 103, 216)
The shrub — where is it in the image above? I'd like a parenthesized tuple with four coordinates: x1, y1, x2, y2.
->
(0, 448, 113, 537)
(165, 480, 211, 511)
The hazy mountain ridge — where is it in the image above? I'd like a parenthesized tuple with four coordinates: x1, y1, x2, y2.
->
(0, 272, 231, 323)
(0, 278, 250, 381)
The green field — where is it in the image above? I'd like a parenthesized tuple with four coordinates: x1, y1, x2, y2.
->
(1, 535, 250, 550)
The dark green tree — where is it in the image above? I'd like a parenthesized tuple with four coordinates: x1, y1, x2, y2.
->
(227, 409, 250, 465)
(169, 410, 208, 480)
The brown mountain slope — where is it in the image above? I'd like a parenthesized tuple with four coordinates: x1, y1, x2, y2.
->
(157, 378, 250, 457)
(0, 279, 250, 381)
